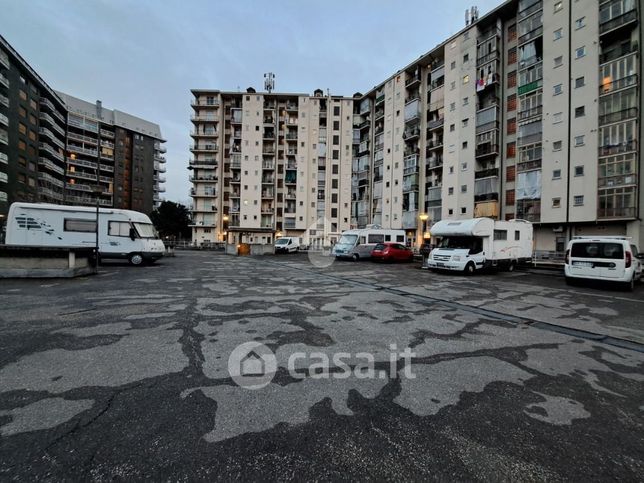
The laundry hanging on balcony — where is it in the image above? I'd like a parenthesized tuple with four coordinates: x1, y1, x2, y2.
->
(516, 170, 541, 200)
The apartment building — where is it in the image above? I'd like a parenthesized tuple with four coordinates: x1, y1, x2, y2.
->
(189, 89, 353, 247)
(350, 0, 642, 251)
(0, 36, 68, 218)
(0, 35, 166, 221)
(56, 92, 166, 213)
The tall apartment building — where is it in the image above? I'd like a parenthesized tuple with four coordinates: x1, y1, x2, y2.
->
(0, 35, 166, 221)
(189, 89, 353, 247)
(0, 36, 68, 218)
(56, 92, 166, 213)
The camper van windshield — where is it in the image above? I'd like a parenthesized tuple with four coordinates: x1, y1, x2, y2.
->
(438, 236, 482, 254)
(134, 223, 157, 239)
(337, 234, 358, 246)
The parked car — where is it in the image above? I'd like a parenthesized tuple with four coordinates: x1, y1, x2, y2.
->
(371, 242, 414, 263)
(274, 236, 300, 253)
(332, 225, 406, 260)
(564, 236, 642, 291)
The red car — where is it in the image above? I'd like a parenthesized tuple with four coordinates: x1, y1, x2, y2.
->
(371, 242, 415, 263)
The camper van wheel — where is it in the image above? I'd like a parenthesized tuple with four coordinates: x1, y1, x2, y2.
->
(352, 254, 359, 261)
(129, 253, 144, 266)
(508, 261, 516, 272)
(464, 262, 476, 275)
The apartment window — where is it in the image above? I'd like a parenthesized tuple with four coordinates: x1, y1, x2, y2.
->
(554, 1, 563, 12)
(450, 81, 456, 90)
(552, 198, 561, 208)
(507, 118, 516, 134)
(553, 112, 563, 124)
(461, 207, 467, 214)
(461, 162, 467, 171)
(553, 84, 563, 96)
(575, 106, 585, 118)
(450, 102, 456, 112)
(506, 189, 515, 205)
(463, 75, 469, 85)
(553, 141, 562, 151)
(332, 135, 339, 145)
(506, 165, 516, 182)
(575, 46, 586, 59)
(332, 179, 338, 189)
(575, 76, 585, 88)
(464, 31, 470, 40)
(508, 23, 517, 41)
(463, 97, 469, 106)
(332, 149, 339, 159)
(575, 165, 584, 176)
(448, 209, 454, 215)
(333, 120, 340, 130)
(333, 106, 340, 116)
(463, 53, 469, 63)
(18, 140, 26, 151)
(508, 47, 517, 65)
(506, 142, 516, 158)
(462, 119, 469, 128)
(450, 61, 456, 70)
(462, 141, 468, 149)
(553, 28, 563, 40)
(507, 94, 516, 112)
(508, 71, 517, 88)
(574, 195, 584, 206)
(19, 90, 27, 101)
(449, 166, 454, 174)
(554, 56, 563, 68)
(553, 169, 562, 179)
(18, 106, 26, 118)
(448, 187, 454, 195)
(575, 17, 585, 29)
(332, 164, 339, 174)
(461, 185, 467, 193)
(18, 123, 27, 134)
(448, 124, 455, 133)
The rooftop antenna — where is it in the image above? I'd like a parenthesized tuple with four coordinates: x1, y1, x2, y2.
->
(264, 72, 275, 93)
(465, 8, 470, 26)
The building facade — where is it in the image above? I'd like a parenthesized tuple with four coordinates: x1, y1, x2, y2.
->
(0, 35, 166, 223)
(189, 89, 353, 247)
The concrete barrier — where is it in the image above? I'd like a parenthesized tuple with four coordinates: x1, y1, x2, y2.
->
(0, 246, 96, 278)
(224, 243, 275, 256)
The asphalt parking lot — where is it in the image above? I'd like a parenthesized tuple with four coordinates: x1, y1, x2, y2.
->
(1, 251, 643, 480)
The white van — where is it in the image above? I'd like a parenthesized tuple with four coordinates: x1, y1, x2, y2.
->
(564, 237, 642, 291)
(274, 236, 300, 253)
(5, 202, 165, 266)
(427, 218, 533, 274)
(332, 226, 407, 260)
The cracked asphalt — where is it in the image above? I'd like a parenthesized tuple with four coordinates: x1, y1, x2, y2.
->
(0, 251, 643, 480)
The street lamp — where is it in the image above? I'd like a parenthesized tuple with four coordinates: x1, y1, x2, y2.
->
(419, 213, 429, 239)
(92, 184, 103, 272)
(0, 214, 5, 244)
(222, 214, 229, 244)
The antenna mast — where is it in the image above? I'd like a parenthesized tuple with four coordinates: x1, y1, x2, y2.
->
(264, 72, 275, 93)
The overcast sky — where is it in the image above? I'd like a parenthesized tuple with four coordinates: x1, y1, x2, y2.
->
(1, 0, 499, 206)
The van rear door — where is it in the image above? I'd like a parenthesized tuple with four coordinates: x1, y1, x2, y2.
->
(570, 241, 625, 279)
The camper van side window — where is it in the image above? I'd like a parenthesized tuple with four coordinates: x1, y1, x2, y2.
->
(396, 235, 405, 242)
(64, 218, 96, 233)
(515, 230, 520, 241)
(369, 234, 384, 244)
(359, 237, 366, 245)
(494, 230, 507, 240)
(108, 221, 131, 237)
(385, 235, 391, 242)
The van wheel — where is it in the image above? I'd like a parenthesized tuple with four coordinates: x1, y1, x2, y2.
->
(129, 253, 144, 266)
(565, 277, 576, 286)
(352, 254, 359, 261)
(464, 262, 476, 275)
(508, 261, 516, 272)
(624, 277, 635, 292)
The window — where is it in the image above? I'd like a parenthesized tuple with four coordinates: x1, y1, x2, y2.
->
(463, 97, 469, 106)
(553, 29, 563, 40)
(450, 81, 456, 90)
(553, 169, 562, 179)
(508, 70, 517, 88)
(506, 189, 515, 205)
(332, 135, 339, 145)
(494, 230, 507, 240)
(18, 123, 27, 134)
(507, 118, 516, 134)
(507, 94, 516, 112)
(515, 230, 521, 241)
(461, 207, 467, 214)
(18, 106, 26, 118)
(575, 106, 585, 118)
(462, 118, 469, 128)
(450, 124, 455, 132)
(461, 162, 468, 171)
(575, 46, 586, 59)
(506, 142, 516, 158)
(575, 17, 585, 29)
(553, 141, 562, 151)
(463, 54, 469, 63)
(508, 47, 517, 65)
(553, 112, 563, 124)
(554, 56, 563, 68)
(574, 195, 584, 206)
(553, 84, 563, 96)
(333, 120, 340, 130)
(461, 185, 467, 193)
(462, 141, 468, 149)
(448, 209, 454, 215)
(575, 165, 584, 176)
(450, 61, 456, 70)
(333, 106, 340, 116)
(571, 242, 623, 259)
(64, 218, 96, 233)
(574, 135, 585, 146)
(19, 90, 27, 100)
(575, 77, 585, 88)
(448, 187, 454, 195)
(108, 221, 131, 237)
(552, 198, 561, 208)
(554, 1, 562, 12)
(463, 75, 469, 84)
(450, 102, 456, 111)
(508, 23, 517, 41)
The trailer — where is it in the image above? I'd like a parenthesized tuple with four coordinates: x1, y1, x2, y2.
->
(5, 202, 165, 266)
(426, 218, 533, 274)
(331, 226, 406, 260)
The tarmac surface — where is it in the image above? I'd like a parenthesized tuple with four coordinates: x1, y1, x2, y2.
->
(0, 251, 643, 480)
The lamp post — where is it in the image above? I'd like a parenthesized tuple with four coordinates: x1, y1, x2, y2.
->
(222, 214, 229, 245)
(92, 185, 102, 272)
(419, 212, 430, 268)
(0, 214, 5, 244)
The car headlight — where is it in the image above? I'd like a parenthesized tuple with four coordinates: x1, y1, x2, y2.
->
(452, 256, 461, 261)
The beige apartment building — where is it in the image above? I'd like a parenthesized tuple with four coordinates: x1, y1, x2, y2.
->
(189, 89, 353, 247)
(190, 0, 642, 252)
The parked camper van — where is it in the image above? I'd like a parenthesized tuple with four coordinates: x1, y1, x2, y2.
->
(332, 226, 406, 260)
(5, 203, 165, 266)
(427, 218, 533, 274)
(564, 237, 642, 291)
(274, 236, 300, 253)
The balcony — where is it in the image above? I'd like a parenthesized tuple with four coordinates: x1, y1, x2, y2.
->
(518, 25, 543, 46)
(474, 176, 500, 201)
(191, 99, 220, 107)
(39, 143, 65, 162)
(67, 170, 97, 182)
(263, 189, 276, 198)
(599, 74, 638, 95)
(517, 79, 543, 96)
(189, 159, 218, 168)
(475, 143, 499, 159)
(39, 98, 66, 123)
(191, 114, 218, 123)
(0, 129, 7, 145)
(0, 152, 7, 164)
(516, 199, 541, 222)
(0, 50, 8, 69)
(427, 139, 444, 151)
(99, 129, 114, 139)
(0, 93, 8, 108)
(405, 73, 421, 88)
(599, 140, 638, 156)
(517, 105, 543, 121)
(426, 155, 443, 170)
(40, 113, 66, 136)
(191, 143, 218, 152)
(427, 117, 444, 131)
(0, 72, 9, 89)
(599, 107, 638, 126)
(191, 130, 218, 137)
(403, 126, 420, 141)
(0, 112, 9, 126)
(474, 200, 499, 218)
(476, 51, 499, 67)
(475, 167, 499, 179)
(402, 174, 419, 193)
(99, 164, 114, 173)
(358, 141, 369, 154)
(598, 206, 636, 219)
(375, 94, 385, 106)
(599, 7, 638, 36)
(518, 0, 542, 20)
(38, 157, 65, 176)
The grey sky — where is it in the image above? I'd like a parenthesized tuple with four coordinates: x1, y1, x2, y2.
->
(1, 0, 500, 206)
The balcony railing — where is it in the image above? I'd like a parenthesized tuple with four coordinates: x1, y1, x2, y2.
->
(598, 140, 638, 156)
(475, 167, 499, 179)
(0, 72, 9, 88)
(517, 79, 543, 96)
(599, 8, 638, 35)
(599, 74, 638, 95)
(0, 50, 8, 69)
(427, 117, 445, 131)
(405, 73, 421, 87)
(517, 105, 543, 121)
(598, 207, 636, 219)
(599, 107, 638, 126)
(475, 144, 499, 158)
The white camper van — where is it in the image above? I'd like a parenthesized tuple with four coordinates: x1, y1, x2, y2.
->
(5, 203, 165, 266)
(427, 218, 533, 274)
(332, 226, 406, 260)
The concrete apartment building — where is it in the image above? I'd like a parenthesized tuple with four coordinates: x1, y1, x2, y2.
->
(189, 89, 353, 247)
(0, 35, 166, 222)
(189, 0, 641, 251)
(57, 92, 167, 213)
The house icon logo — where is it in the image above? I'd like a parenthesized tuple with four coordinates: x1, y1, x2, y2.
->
(228, 342, 277, 390)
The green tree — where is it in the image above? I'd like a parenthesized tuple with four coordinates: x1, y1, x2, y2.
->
(149, 201, 192, 240)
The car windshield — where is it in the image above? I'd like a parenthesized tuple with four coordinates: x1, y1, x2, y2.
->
(133, 223, 157, 239)
(337, 234, 358, 246)
(438, 236, 482, 254)
(275, 239, 289, 245)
